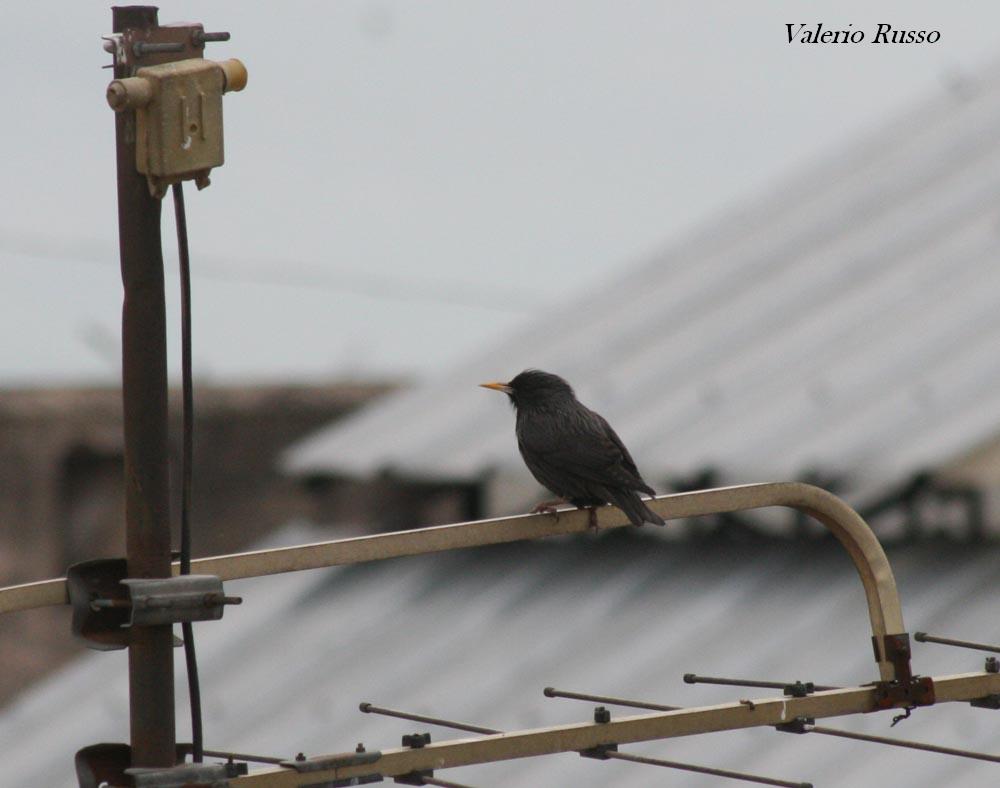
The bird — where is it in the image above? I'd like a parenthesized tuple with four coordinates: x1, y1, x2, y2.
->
(480, 369, 665, 528)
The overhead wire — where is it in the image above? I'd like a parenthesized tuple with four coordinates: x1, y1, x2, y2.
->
(0, 237, 541, 313)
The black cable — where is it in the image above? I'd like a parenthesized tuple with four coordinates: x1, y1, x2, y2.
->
(172, 181, 203, 762)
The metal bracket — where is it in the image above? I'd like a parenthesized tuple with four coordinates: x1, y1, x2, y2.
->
(311, 777, 384, 787)
(873, 633, 916, 682)
(775, 716, 814, 734)
(971, 658, 1000, 708)
(67, 559, 131, 650)
(306, 777, 383, 788)
(278, 749, 382, 773)
(870, 633, 935, 713)
(126, 763, 229, 787)
(400, 733, 431, 749)
(120, 575, 241, 627)
(783, 681, 816, 697)
(394, 773, 432, 786)
(580, 708, 618, 759)
(871, 676, 936, 711)
(74, 743, 193, 788)
(392, 734, 432, 784)
(76, 742, 132, 788)
(220, 761, 249, 779)
(106, 22, 216, 73)
(67, 558, 241, 649)
(579, 743, 619, 759)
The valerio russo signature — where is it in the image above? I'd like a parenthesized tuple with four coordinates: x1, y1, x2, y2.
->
(787, 23, 940, 44)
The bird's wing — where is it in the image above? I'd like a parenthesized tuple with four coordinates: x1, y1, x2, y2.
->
(517, 407, 652, 493)
(593, 411, 644, 479)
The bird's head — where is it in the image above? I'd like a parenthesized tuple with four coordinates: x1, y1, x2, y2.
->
(480, 369, 576, 409)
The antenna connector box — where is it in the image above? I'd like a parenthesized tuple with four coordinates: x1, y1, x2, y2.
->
(107, 58, 247, 197)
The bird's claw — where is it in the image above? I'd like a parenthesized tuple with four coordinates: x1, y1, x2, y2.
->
(531, 498, 565, 518)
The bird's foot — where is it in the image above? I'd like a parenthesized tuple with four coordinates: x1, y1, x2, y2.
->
(531, 498, 566, 517)
(585, 506, 599, 531)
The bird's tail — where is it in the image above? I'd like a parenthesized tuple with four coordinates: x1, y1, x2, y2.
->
(610, 490, 666, 527)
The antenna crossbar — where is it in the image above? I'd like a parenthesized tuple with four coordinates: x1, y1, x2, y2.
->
(232, 671, 1000, 786)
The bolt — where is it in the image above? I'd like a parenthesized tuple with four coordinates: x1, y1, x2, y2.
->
(356, 743, 365, 753)
(295, 753, 306, 762)
(986, 656, 999, 674)
(594, 706, 610, 723)
(193, 30, 232, 45)
(132, 41, 185, 57)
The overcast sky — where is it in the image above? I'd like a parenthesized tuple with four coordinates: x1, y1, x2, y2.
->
(3, 1, 1000, 386)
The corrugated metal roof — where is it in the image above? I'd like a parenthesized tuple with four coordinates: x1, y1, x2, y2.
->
(283, 64, 1000, 496)
(3, 524, 998, 786)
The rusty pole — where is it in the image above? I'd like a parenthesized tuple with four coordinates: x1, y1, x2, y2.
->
(113, 5, 176, 768)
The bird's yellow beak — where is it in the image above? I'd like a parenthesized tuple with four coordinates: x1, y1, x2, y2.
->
(480, 381, 513, 394)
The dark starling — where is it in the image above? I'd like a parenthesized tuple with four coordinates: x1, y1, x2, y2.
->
(481, 369, 665, 527)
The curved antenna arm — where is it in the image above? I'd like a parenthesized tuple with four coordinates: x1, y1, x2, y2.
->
(0, 483, 905, 679)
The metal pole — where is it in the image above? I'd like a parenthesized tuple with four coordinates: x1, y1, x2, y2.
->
(543, 686, 681, 711)
(914, 631, 1000, 654)
(604, 751, 812, 788)
(683, 674, 840, 692)
(113, 5, 176, 769)
(806, 724, 1000, 765)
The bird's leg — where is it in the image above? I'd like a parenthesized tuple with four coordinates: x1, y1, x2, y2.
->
(571, 504, 600, 531)
(531, 498, 567, 516)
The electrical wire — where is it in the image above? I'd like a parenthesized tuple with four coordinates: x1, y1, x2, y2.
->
(0, 237, 541, 313)
(172, 181, 204, 762)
